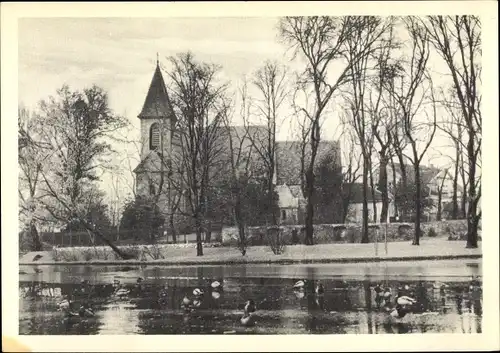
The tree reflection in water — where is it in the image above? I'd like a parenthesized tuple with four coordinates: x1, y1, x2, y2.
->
(19, 267, 482, 335)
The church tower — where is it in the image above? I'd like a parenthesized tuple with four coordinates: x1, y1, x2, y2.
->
(133, 59, 177, 202)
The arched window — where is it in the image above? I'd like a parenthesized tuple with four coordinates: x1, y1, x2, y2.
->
(149, 123, 160, 150)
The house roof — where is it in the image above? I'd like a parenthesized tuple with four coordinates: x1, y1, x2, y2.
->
(393, 163, 441, 186)
(276, 140, 341, 185)
(134, 123, 343, 187)
(345, 182, 383, 203)
(138, 63, 176, 120)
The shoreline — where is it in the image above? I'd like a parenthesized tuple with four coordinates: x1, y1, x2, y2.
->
(19, 253, 482, 266)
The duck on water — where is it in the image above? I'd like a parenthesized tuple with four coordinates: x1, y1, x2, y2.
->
(240, 299, 257, 327)
(58, 297, 95, 318)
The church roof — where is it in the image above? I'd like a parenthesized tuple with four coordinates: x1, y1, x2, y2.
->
(138, 62, 175, 120)
(275, 140, 341, 185)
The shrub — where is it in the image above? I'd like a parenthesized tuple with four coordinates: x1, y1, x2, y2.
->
(19, 231, 33, 253)
(299, 227, 307, 244)
(142, 244, 164, 260)
(346, 228, 360, 243)
(368, 225, 380, 243)
(398, 224, 413, 240)
(333, 226, 347, 242)
(121, 245, 141, 260)
(427, 227, 438, 237)
(81, 248, 94, 261)
(314, 225, 336, 244)
(98, 248, 114, 260)
(444, 225, 460, 240)
(59, 250, 80, 262)
(51, 248, 62, 261)
(246, 228, 265, 246)
(266, 226, 286, 255)
(291, 228, 300, 245)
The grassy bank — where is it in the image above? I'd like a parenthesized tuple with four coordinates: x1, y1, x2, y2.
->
(19, 238, 481, 266)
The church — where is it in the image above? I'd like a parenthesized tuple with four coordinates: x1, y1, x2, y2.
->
(133, 61, 342, 228)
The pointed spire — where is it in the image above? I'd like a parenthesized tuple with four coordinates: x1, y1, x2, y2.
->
(156, 52, 159, 66)
(138, 57, 175, 120)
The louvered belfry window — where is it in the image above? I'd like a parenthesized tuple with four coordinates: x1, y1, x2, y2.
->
(150, 123, 160, 150)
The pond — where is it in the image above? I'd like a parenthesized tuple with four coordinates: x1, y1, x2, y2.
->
(19, 260, 482, 335)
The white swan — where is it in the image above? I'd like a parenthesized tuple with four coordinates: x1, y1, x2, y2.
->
(193, 288, 204, 297)
(293, 280, 306, 289)
(397, 295, 417, 306)
(211, 281, 222, 289)
(115, 288, 130, 299)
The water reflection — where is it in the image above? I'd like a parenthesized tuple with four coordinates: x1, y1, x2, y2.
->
(19, 265, 482, 335)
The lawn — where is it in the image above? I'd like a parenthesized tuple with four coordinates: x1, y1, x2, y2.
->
(19, 238, 482, 265)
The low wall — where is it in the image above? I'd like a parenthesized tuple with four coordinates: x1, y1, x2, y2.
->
(221, 220, 469, 246)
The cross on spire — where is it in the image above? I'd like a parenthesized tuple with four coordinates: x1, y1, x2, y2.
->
(156, 52, 159, 66)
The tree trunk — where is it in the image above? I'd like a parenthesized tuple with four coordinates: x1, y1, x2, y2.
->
(459, 151, 468, 219)
(413, 161, 421, 246)
(80, 218, 131, 259)
(341, 182, 354, 223)
(461, 186, 468, 219)
(452, 141, 460, 219)
(437, 192, 442, 221)
(305, 196, 314, 245)
(379, 152, 389, 223)
(268, 177, 277, 226)
(195, 213, 204, 256)
(390, 157, 399, 217)
(304, 167, 315, 245)
(29, 221, 43, 251)
(169, 214, 177, 244)
(234, 192, 247, 255)
(396, 153, 407, 219)
(466, 134, 478, 248)
(361, 157, 369, 243)
(342, 200, 349, 224)
(369, 164, 378, 223)
(205, 228, 212, 243)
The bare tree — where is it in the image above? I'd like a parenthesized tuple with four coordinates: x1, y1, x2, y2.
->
(435, 89, 467, 220)
(368, 25, 401, 224)
(436, 169, 449, 221)
(343, 17, 394, 240)
(167, 52, 228, 256)
(279, 16, 389, 245)
(386, 18, 437, 245)
(340, 130, 362, 223)
(424, 16, 482, 247)
(18, 106, 52, 251)
(245, 61, 289, 226)
(221, 90, 256, 255)
(35, 85, 131, 258)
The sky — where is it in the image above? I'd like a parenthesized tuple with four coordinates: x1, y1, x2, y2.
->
(18, 17, 458, 205)
(19, 18, 289, 123)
